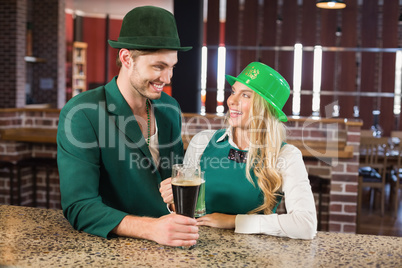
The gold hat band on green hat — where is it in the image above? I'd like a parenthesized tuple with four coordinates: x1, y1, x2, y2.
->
(108, 6, 192, 51)
(225, 62, 290, 122)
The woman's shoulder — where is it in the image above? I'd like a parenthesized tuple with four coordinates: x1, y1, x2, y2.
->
(279, 143, 303, 159)
(281, 142, 300, 151)
(184, 129, 220, 166)
(189, 129, 218, 145)
(277, 143, 307, 172)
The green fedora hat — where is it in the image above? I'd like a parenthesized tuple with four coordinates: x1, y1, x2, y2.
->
(108, 6, 192, 51)
(225, 62, 290, 122)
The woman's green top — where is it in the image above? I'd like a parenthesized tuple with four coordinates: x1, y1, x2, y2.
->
(199, 129, 282, 215)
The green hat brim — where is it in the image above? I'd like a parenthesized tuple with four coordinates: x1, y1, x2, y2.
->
(226, 74, 288, 122)
(108, 40, 192, 51)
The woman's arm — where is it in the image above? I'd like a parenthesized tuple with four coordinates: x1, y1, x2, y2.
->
(196, 213, 236, 229)
(235, 145, 317, 239)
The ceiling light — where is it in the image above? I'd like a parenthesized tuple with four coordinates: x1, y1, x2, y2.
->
(316, 1, 346, 9)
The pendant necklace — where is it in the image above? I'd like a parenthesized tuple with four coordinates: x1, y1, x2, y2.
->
(146, 99, 151, 146)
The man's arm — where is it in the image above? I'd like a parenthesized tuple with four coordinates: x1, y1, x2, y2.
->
(112, 214, 199, 247)
(58, 102, 130, 238)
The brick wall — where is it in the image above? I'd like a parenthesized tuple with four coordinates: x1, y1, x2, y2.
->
(329, 124, 361, 233)
(0, 0, 64, 109)
(0, 0, 27, 108)
(0, 110, 362, 233)
(31, 0, 64, 106)
(0, 109, 59, 207)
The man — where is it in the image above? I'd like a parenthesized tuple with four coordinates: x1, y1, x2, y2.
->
(57, 6, 198, 247)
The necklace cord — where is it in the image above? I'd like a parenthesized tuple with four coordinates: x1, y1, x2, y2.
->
(146, 99, 150, 146)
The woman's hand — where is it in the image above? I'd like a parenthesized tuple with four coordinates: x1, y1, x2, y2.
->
(159, 177, 174, 204)
(196, 213, 236, 229)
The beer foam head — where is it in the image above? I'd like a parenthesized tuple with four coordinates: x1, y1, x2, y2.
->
(172, 177, 202, 186)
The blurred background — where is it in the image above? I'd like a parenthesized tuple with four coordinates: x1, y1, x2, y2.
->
(1, 0, 402, 135)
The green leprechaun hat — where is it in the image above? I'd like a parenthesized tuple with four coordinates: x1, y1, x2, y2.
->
(225, 62, 290, 122)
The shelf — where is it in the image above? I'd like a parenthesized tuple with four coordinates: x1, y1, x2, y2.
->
(73, 75, 86, 79)
(24, 56, 46, 63)
(72, 41, 88, 97)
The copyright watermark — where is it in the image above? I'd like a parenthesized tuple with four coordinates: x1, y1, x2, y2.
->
(61, 101, 343, 166)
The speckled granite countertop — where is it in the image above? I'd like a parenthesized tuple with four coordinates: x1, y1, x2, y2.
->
(0, 205, 401, 267)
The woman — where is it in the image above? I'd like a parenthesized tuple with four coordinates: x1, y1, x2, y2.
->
(160, 62, 317, 239)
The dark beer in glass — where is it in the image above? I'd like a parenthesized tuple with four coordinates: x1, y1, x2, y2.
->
(172, 180, 201, 218)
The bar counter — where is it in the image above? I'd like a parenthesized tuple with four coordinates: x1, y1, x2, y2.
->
(1, 205, 401, 267)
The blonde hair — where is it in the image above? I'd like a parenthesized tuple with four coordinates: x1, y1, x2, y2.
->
(245, 93, 287, 214)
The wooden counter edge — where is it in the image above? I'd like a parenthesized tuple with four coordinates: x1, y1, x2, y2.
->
(300, 145, 354, 159)
(0, 128, 354, 158)
(0, 108, 363, 127)
(0, 128, 57, 144)
(183, 134, 354, 159)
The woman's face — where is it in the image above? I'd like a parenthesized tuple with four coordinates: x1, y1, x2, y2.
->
(227, 81, 254, 129)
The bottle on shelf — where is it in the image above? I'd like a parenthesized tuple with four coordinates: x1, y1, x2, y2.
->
(370, 110, 383, 138)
